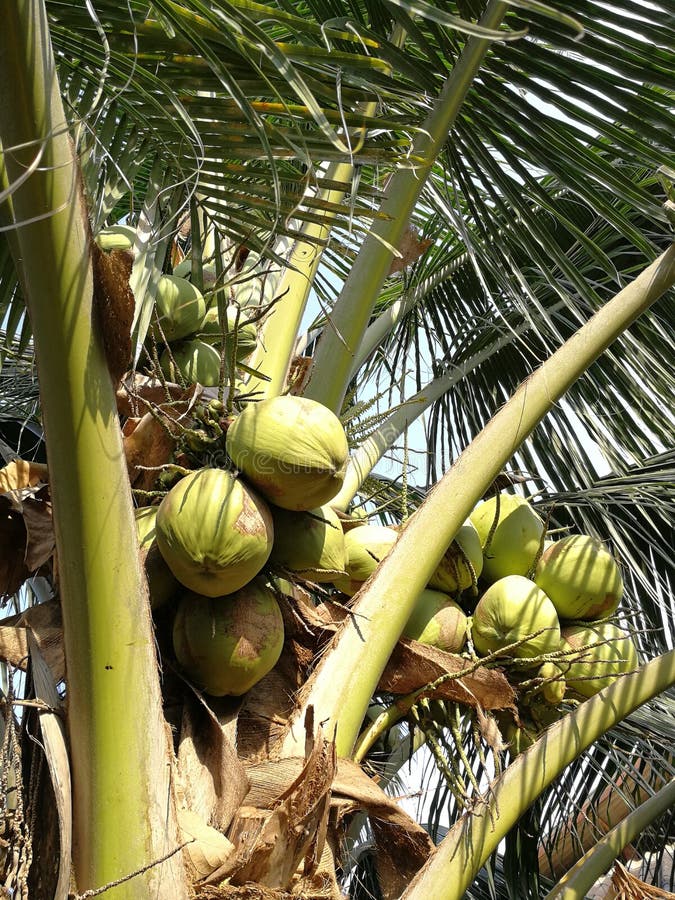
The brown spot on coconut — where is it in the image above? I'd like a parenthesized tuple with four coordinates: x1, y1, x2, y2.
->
(156, 468, 273, 597)
(470, 494, 545, 584)
(471, 575, 561, 659)
(535, 534, 623, 621)
(270, 504, 347, 582)
(225, 396, 349, 511)
(173, 581, 285, 696)
(402, 589, 468, 653)
(560, 622, 638, 698)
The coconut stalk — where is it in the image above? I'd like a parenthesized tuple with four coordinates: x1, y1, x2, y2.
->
(280, 243, 675, 759)
(543, 777, 675, 900)
(539, 760, 665, 879)
(303, 0, 509, 413)
(331, 304, 568, 510)
(0, 4, 187, 897)
(245, 159, 355, 398)
(401, 650, 675, 900)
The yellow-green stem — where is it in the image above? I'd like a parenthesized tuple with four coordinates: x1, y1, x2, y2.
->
(246, 160, 355, 398)
(304, 1, 509, 412)
(0, 4, 186, 896)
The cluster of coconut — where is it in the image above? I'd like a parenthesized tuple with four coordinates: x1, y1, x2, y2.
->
(150, 265, 258, 387)
(97, 225, 257, 387)
(467, 494, 638, 700)
(134, 394, 352, 697)
(329, 494, 638, 704)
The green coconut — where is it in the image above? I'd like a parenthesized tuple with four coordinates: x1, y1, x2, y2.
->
(403, 589, 468, 652)
(198, 306, 258, 358)
(173, 580, 284, 696)
(172, 259, 217, 289)
(332, 524, 398, 595)
(536, 661, 566, 705)
(226, 396, 349, 511)
(96, 223, 136, 251)
(471, 575, 561, 659)
(560, 622, 638, 698)
(535, 534, 623, 621)
(156, 468, 273, 597)
(469, 494, 545, 584)
(428, 520, 484, 594)
(160, 339, 221, 387)
(152, 274, 206, 343)
(270, 505, 347, 582)
(135, 506, 179, 610)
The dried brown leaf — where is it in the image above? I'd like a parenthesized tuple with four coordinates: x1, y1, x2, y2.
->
(123, 411, 177, 491)
(0, 460, 49, 493)
(178, 808, 236, 880)
(388, 225, 433, 275)
(21, 492, 54, 571)
(178, 692, 249, 833)
(0, 497, 31, 598)
(379, 638, 516, 710)
(116, 374, 196, 418)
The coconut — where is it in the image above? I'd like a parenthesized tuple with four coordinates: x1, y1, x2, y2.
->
(160, 340, 221, 387)
(560, 622, 638, 697)
(535, 534, 623, 621)
(469, 494, 545, 584)
(156, 468, 273, 597)
(226, 396, 349, 511)
(172, 259, 217, 289)
(270, 505, 346, 582)
(135, 506, 179, 610)
(198, 306, 258, 358)
(428, 520, 484, 594)
(173, 580, 284, 696)
(332, 524, 398, 595)
(403, 589, 468, 653)
(152, 274, 206, 343)
(536, 661, 566, 705)
(96, 224, 136, 251)
(471, 575, 561, 659)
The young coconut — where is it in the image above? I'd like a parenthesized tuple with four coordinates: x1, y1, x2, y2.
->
(428, 520, 484, 594)
(560, 622, 638, 698)
(536, 661, 566, 705)
(135, 506, 179, 610)
(270, 504, 347, 582)
(403, 589, 468, 653)
(160, 339, 221, 387)
(156, 468, 273, 597)
(199, 306, 258, 358)
(535, 534, 623, 621)
(471, 575, 561, 659)
(173, 580, 284, 696)
(470, 493, 545, 584)
(332, 524, 398, 596)
(226, 395, 349, 511)
(95, 223, 136, 251)
(151, 273, 206, 343)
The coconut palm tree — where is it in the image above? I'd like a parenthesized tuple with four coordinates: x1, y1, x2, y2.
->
(0, 1, 674, 898)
